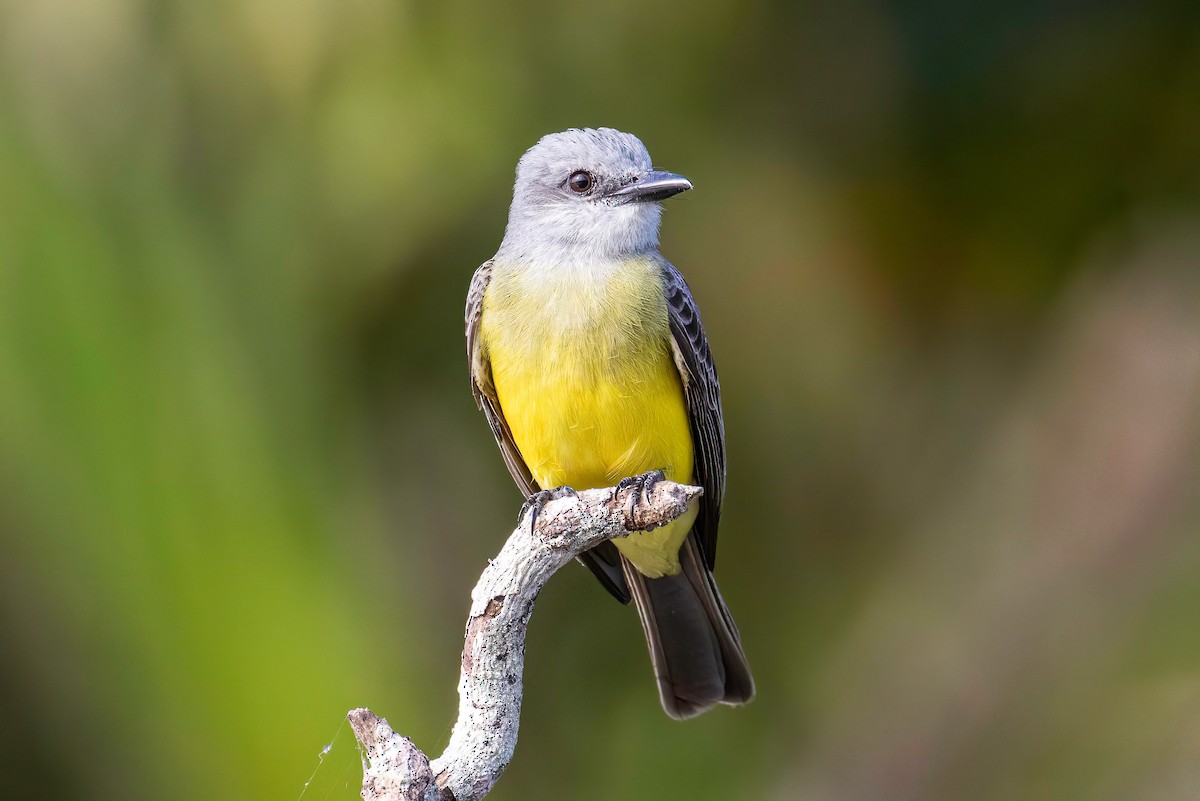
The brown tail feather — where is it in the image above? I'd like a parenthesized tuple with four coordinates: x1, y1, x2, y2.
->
(622, 537, 755, 719)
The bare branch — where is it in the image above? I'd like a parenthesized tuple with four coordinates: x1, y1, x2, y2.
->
(348, 474, 703, 801)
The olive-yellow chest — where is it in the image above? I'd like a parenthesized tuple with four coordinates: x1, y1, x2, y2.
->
(479, 256, 696, 577)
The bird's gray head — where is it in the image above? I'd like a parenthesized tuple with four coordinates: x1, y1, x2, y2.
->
(496, 128, 692, 264)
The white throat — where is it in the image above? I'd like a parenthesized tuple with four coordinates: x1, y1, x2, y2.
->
(495, 198, 662, 267)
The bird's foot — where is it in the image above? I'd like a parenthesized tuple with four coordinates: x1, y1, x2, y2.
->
(616, 470, 667, 530)
(520, 485, 579, 531)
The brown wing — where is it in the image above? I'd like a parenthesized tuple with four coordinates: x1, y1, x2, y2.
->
(466, 261, 630, 602)
(661, 260, 726, 569)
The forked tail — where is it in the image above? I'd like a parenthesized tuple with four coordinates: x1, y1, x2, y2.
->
(622, 537, 755, 719)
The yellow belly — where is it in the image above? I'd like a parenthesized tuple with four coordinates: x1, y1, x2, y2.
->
(481, 258, 696, 577)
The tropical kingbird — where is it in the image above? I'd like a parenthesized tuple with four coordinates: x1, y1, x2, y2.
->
(465, 128, 754, 719)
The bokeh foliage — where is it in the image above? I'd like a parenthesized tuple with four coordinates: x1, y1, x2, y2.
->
(1, 1, 1198, 799)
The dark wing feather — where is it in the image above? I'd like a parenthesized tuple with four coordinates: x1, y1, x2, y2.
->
(466, 262, 536, 495)
(661, 260, 726, 570)
(466, 261, 630, 602)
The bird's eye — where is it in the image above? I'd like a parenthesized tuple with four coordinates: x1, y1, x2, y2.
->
(567, 171, 594, 193)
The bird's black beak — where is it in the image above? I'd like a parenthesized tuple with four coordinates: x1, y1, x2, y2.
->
(605, 170, 693, 204)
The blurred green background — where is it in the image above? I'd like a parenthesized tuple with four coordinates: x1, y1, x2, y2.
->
(2, 1, 1199, 799)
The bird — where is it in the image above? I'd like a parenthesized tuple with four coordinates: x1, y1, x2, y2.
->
(465, 127, 754, 719)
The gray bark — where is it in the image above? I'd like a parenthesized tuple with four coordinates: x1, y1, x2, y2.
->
(348, 475, 703, 801)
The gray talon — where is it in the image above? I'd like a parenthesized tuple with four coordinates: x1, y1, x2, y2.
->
(617, 470, 668, 527)
(520, 486, 579, 530)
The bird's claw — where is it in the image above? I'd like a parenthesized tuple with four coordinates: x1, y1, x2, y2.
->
(616, 470, 667, 530)
(520, 485, 579, 531)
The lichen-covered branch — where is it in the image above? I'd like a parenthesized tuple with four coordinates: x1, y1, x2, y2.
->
(348, 474, 702, 801)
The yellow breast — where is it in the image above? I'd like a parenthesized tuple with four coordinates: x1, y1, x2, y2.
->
(480, 257, 696, 576)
